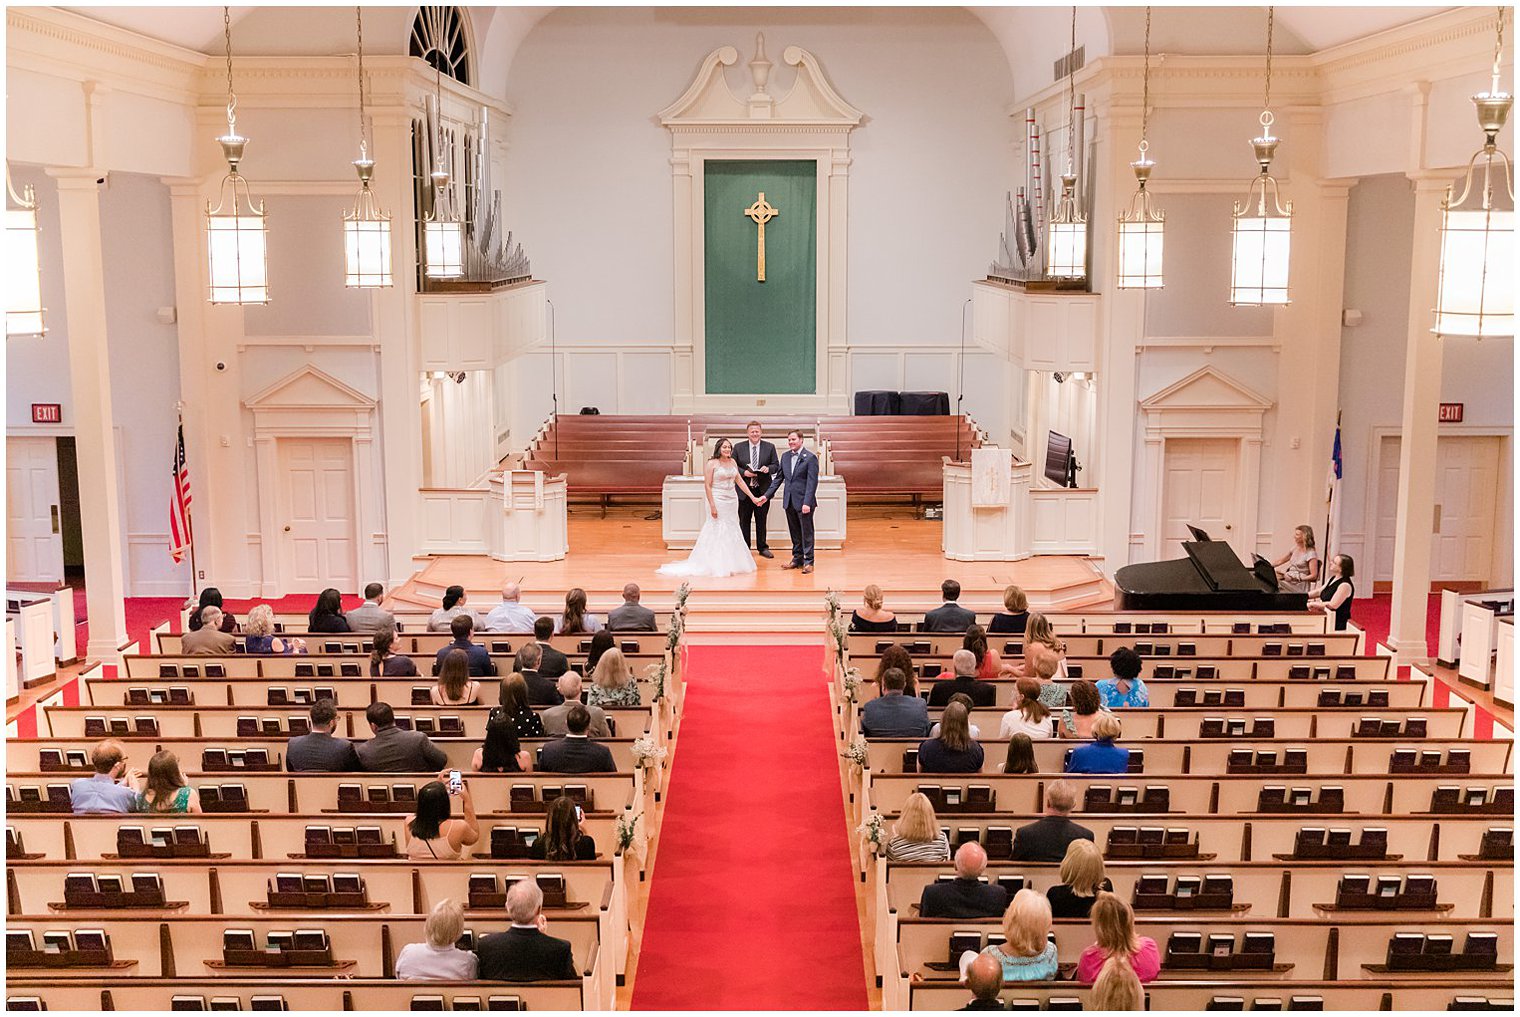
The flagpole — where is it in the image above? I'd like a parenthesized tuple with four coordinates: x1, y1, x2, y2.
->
(179, 402, 200, 605)
(1324, 409, 1341, 562)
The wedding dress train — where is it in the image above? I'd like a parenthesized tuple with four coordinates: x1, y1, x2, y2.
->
(657, 462, 757, 578)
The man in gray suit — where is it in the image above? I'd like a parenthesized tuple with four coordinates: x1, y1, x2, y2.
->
(922, 579, 976, 632)
(540, 674, 610, 738)
(286, 699, 361, 771)
(356, 702, 448, 772)
(859, 667, 930, 738)
(346, 584, 396, 634)
(606, 583, 656, 631)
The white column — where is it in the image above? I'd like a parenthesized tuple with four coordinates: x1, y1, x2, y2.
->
(1387, 176, 1451, 662)
(670, 150, 696, 410)
(48, 171, 128, 663)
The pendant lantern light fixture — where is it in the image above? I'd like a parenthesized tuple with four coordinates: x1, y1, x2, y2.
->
(1117, 6, 1164, 289)
(1229, 6, 1292, 306)
(343, 6, 393, 288)
(1433, 6, 1513, 338)
(1045, 5, 1088, 280)
(205, 6, 269, 304)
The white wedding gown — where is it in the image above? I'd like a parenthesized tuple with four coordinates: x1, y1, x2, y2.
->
(657, 462, 758, 578)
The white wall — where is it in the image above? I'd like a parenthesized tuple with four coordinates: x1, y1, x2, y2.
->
(502, 6, 1013, 423)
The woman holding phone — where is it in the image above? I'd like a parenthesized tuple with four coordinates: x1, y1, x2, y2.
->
(405, 771, 480, 860)
(529, 795, 596, 860)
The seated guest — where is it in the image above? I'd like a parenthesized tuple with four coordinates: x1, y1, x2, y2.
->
(960, 952, 1006, 1011)
(514, 642, 564, 706)
(532, 617, 570, 678)
(1031, 654, 1069, 713)
(433, 614, 497, 678)
(428, 585, 471, 633)
(1012, 779, 1094, 862)
(999, 678, 1058, 740)
(70, 740, 143, 814)
(1002, 732, 1039, 774)
(346, 583, 396, 634)
(405, 773, 480, 860)
(859, 666, 930, 739)
(472, 707, 532, 773)
(542, 673, 610, 738)
(479, 581, 538, 634)
(918, 701, 984, 773)
(497, 673, 546, 738)
(1077, 892, 1160, 985)
(357, 702, 448, 772)
(851, 584, 898, 632)
(242, 603, 306, 654)
(475, 879, 578, 981)
(287, 698, 361, 771)
(919, 841, 1010, 919)
(1066, 715, 1128, 775)
(1061, 680, 1105, 739)
(556, 587, 603, 635)
(963, 624, 1010, 680)
(875, 643, 918, 697)
(539, 705, 616, 773)
(584, 630, 615, 674)
(960, 888, 1059, 982)
(369, 627, 419, 677)
(1097, 647, 1149, 709)
(187, 587, 237, 632)
(987, 584, 1030, 635)
(529, 795, 597, 860)
(1091, 955, 1145, 1011)
(132, 750, 200, 813)
(396, 899, 478, 980)
(182, 606, 236, 654)
(929, 649, 996, 707)
(883, 792, 951, 862)
(923, 579, 976, 632)
(1020, 613, 1069, 684)
(432, 648, 483, 706)
(1308, 553, 1356, 631)
(930, 692, 981, 739)
(587, 648, 641, 709)
(1046, 839, 1113, 918)
(607, 583, 656, 631)
(308, 587, 351, 633)
(1271, 523, 1322, 594)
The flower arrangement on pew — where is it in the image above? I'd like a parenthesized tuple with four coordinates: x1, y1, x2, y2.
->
(856, 811, 885, 856)
(666, 583, 690, 656)
(616, 810, 648, 868)
(644, 660, 668, 703)
(824, 590, 850, 678)
(842, 665, 863, 704)
(631, 733, 666, 772)
(841, 733, 868, 772)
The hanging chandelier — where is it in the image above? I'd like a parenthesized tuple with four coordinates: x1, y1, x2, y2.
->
(1117, 7, 1164, 289)
(343, 7, 393, 288)
(1045, 5, 1088, 280)
(205, 6, 268, 304)
(1229, 6, 1292, 306)
(422, 45, 463, 280)
(1433, 7, 1513, 338)
(5, 170, 46, 337)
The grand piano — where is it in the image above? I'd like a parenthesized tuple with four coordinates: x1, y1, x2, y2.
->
(1115, 532, 1309, 612)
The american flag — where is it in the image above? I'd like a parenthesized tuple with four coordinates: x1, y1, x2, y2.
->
(169, 422, 193, 564)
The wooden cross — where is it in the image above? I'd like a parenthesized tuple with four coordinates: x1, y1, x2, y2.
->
(742, 192, 779, 282)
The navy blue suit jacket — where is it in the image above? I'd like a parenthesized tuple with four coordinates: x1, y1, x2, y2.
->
(765, 448, 819, 510)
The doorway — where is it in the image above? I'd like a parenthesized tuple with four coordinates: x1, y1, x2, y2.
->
(274, 437, 358, 593)
(1162, 437, 1242, 556)
(1374, 434, 1505, 585)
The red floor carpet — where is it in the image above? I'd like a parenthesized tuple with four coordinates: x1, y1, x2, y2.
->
(631, 644, 867, 1010)
(1349, 592, 1441, 657)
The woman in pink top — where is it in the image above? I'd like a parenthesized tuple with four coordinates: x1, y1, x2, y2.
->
(1076, 892, 1161, 984)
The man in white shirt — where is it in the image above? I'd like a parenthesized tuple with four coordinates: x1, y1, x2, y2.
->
(479, 582, 539, 633)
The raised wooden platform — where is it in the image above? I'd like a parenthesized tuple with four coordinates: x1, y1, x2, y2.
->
(392, 508, 1110, 633)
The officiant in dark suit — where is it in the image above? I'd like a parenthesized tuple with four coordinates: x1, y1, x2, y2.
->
(733, 420, 780, 558)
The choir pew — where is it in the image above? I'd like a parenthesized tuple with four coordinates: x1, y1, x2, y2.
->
(5, 978, 590, 1012)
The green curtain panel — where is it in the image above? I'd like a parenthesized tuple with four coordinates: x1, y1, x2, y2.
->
(703, 160, 818, 394)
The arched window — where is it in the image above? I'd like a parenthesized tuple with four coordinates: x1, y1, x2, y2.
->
(409, 6, 471, 86)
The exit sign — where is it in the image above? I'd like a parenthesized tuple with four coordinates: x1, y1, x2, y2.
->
(1438, 402, 1464, 423)
(31, 403, 61, 424)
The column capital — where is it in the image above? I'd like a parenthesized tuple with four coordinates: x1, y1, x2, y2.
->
(45, 169, 107, 190)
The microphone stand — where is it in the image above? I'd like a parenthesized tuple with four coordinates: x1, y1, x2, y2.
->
(956, 298, 971, 463)
(547, 299, 559, 460)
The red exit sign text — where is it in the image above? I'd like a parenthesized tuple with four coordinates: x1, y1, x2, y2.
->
(1438, 402, 1464, 423)
(31, 403, 61, 424)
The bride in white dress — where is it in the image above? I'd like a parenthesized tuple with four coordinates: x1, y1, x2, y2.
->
(658, 438, 760, 578)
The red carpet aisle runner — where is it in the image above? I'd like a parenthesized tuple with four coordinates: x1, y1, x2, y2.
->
(632, 645, 867, 1010)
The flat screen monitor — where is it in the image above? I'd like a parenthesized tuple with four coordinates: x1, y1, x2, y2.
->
(1044, 431, 1075, 488)
(1186, 524, 1213, 542)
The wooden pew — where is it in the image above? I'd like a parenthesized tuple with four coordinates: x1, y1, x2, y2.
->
(123, 652, 665, 681)
(5, 978, 590, 1012)
(903, 979, 1517, 1011)
(847, 631, 1361, 659)
(154, 629, 672, 657)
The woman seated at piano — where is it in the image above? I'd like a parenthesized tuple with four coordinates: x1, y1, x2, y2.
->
(1271, 524, 1321, 594)
(241, 604, 306, 655)
(1308, 554, 1356, 631)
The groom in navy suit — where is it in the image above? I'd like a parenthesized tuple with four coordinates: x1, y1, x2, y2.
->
(763, 429, 820, 573)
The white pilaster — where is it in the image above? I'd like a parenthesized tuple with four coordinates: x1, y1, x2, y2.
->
(48, 170, 128, 663)
(1387, 176, 1451, 662)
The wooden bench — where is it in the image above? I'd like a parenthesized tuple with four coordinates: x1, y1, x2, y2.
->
(154, 629, 672, 657)
(5, 977, 590, 1012)
(846, 631, 1362, 659)
(902, 978, 1517, 1011)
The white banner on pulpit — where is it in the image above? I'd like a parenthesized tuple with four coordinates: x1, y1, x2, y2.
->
(971, 446, 1011, 508)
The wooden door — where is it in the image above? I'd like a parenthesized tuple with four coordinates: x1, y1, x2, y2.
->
(275, 438, 357, 593)
(6, 437, 63, 583)
(1162, 438, 1240, 555)
(1376, 435, 1502, 585)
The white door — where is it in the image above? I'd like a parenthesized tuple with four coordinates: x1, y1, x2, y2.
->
(1162, 438, 1240, 555)
(6, 437, 64, 583)
(1375, 435, 1502, 584)
(275, 438, 357, 593)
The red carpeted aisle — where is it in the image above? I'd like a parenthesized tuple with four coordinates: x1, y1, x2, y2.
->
(632, 644, 867, 1010)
